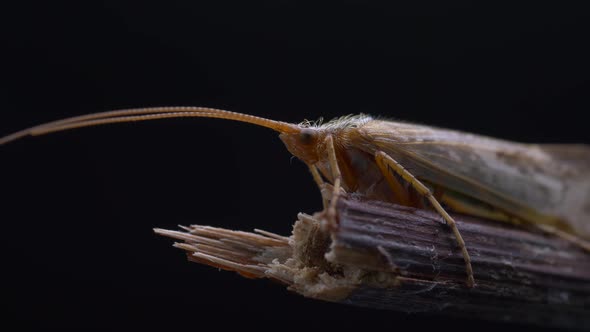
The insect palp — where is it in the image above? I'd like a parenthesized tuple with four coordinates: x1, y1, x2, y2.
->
(308, 164, 328, 209)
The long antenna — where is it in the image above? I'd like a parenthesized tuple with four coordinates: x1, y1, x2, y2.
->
(0, 107, 300, 145)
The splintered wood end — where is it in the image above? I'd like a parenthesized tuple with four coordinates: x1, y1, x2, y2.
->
(154, 196, 590, 329)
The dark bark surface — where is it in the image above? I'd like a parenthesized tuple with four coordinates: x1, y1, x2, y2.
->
(331, 197, 590, 329)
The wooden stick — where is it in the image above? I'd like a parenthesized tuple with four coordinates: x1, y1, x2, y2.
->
(154, 196, 590, 329)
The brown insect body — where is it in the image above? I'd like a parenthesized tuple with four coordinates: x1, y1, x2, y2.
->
(282, 116, 590, 240)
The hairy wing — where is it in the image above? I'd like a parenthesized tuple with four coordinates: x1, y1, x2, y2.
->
(358, 120, 590, 238)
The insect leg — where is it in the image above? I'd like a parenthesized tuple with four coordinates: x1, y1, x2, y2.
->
(324, 135, 342, 229)
(375, 151, 475, 288)
(308, 164, 329, 209)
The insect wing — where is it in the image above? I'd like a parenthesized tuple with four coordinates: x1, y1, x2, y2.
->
(360, 120, 590, 239)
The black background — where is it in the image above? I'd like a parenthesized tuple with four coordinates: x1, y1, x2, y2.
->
(1, 1, 589, 331)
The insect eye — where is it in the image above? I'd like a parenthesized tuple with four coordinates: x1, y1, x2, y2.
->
(299, 129, 315, 145)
